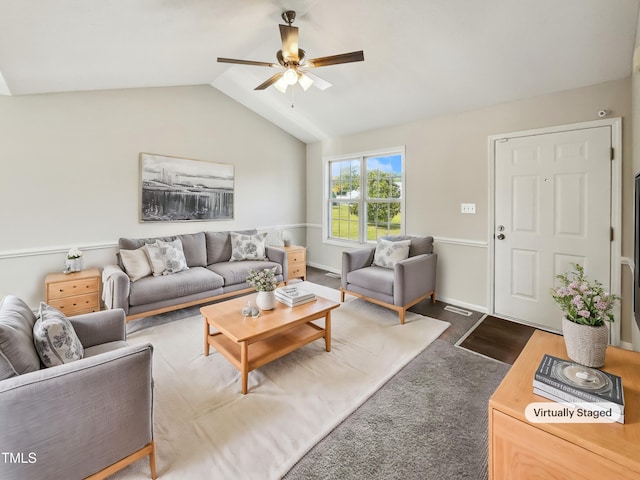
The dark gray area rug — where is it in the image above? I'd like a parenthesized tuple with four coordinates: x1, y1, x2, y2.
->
(283, 339, 510, 480)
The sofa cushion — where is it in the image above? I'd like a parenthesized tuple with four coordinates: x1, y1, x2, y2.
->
(157, 239, 189, 274)
(372, 238, 411, 268)
(229, 232, 268, 261)
(128, 267, 224, 306)
(0, 295, 41, 380)
(177, 232, 207, 267)
(205, 229, 257, 265)
(347, 266, 395, 296)
(208, 260, 283, 287)
(33, 303, 84, 367)
(384, 235, 433, 257)
(120, 246, 153, 282)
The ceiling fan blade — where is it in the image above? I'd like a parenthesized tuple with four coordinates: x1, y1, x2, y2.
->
(279, 24, 299, 62)
(306, 50, 364, 68)
(254, 72, 284, 90)
(301, 71, 332, 91)
(218, 57, 277, 67)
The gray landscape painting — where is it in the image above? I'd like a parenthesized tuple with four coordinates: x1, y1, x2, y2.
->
(140, 153, 234, 222)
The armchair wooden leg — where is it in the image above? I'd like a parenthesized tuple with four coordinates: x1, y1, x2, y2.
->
(432, 292, 437, 304)
(399, 309, 406, 325)
(340, 289, 346, 302)
(149, 440, 157, 479)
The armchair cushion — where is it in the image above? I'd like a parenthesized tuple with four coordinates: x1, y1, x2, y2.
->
(373, 238, 411, 268)
(347, 266, 394, 296)
(0, 295, 40, 380)
(33, 303, 84, 367)
(383, 234, 434, 256)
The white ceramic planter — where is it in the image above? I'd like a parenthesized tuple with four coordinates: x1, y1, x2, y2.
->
(256, 291, 276, 311)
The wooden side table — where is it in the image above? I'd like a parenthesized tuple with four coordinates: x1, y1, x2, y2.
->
(283, 245, 306, 283)
(45, 267, 101, 316)
(488, 330, 640, 479)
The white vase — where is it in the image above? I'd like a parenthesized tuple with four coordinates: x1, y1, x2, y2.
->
(256, 291, 276, 311)
(561, 317, 609, 367)
(65, 257, 83, 273)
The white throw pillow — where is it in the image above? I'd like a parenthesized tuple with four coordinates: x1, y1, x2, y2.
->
(143, 242, 166, 276)
(372, 238, 411, 268)
(33, 303, 84, 367)
(229, 232, 268, 261)
(156, 239, 189, 274)
(120, 246, 152, 282)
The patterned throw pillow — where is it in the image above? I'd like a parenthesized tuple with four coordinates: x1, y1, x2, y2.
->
(372, 238, 411, 268)
(229, 232, 268, 261)
(33, 303, 84, 367)
(143, 242, 167, 276)
(156, 239, 189, 274)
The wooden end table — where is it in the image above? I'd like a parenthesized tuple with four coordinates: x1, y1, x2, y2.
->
(201, 292, 339, 394)
(488, 330, 640, 479)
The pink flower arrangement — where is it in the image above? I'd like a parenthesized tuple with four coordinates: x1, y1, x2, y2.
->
(549, 264, 618, 326)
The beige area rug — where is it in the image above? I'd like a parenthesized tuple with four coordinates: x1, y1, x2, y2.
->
(114, 282, 450, 480)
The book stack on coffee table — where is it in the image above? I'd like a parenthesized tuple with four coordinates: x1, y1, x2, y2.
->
(275, 286, 316, 307)
(533, 353, 625, 423)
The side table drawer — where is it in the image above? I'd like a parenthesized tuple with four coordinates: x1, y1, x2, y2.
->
(288, 249, 306, 264)
(48, 293, 100, 315)
(288, 262, 306, 279)
(47, 277, 100, 300)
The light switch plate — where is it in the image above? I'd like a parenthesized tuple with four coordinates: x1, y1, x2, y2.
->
(461, 203, 476, 214)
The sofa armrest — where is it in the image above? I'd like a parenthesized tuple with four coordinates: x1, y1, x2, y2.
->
(70, 308, 127, 347)
(341, 247, 375, 289)
(102, 264, 130, 314)
(394, 253, 437, 306)
(0, 343, 153, 480)
(266, 246, 287, 280)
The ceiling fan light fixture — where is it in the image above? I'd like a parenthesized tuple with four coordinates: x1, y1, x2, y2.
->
(274, 76, 288, 93)
(283, 68, 298, 85)
(298, 72, 313, 91)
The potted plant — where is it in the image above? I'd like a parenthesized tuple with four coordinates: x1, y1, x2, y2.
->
(246, 268, 277, 310)
(549, 263, 618, 367)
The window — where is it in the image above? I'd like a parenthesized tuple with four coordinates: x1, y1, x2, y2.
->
(325, 148, 404, 244)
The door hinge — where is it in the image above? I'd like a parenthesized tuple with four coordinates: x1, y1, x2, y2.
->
(611, 147, 615, 160)
(611, 227, 614, 242)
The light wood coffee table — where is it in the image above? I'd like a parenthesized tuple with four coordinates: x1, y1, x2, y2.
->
(201, 292, 339, 394)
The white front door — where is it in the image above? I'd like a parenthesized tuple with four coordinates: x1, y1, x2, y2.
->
(493, 126, 612, 331)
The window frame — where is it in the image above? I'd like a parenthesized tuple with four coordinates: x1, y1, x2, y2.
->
(323, 146, 406, 247)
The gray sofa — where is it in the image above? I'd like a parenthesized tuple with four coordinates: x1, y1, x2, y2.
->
(0, 295, 155, 480)
(103, 229, 287, 321)
(340, 235, 437, 324)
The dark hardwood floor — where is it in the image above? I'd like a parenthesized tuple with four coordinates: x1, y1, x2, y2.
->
(305, 266, 537, 365)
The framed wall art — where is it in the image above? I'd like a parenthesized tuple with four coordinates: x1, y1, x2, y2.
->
(139, 153, 234, 222)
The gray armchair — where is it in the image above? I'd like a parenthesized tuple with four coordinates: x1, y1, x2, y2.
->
(340, 235, 437, 324)
(0, 295, 155, 480)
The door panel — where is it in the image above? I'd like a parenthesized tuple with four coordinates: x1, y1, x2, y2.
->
(494, 127, 611, 331)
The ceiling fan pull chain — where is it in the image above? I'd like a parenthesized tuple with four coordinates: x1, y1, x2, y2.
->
(291, 86, 295, 108)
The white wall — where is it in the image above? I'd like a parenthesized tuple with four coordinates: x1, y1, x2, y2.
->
(0, 85, 306, 309)
(307, 77, 635, 342)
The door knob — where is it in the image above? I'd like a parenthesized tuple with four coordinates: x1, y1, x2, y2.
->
(497, 233, 506, 240)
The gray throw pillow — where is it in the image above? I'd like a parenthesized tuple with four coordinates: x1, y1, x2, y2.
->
(33, 303, 84, 367)
(0, 295, 41, 379)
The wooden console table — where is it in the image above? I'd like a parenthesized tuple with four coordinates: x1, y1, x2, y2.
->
(488, 330, 640, 479)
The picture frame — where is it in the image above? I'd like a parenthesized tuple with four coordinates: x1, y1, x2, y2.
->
(139, 153, 234, 222)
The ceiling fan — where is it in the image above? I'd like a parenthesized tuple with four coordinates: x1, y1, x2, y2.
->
(217, 10, 364, 93)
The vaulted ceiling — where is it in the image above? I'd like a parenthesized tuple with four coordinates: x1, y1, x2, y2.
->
(0, 0, 638, 143)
